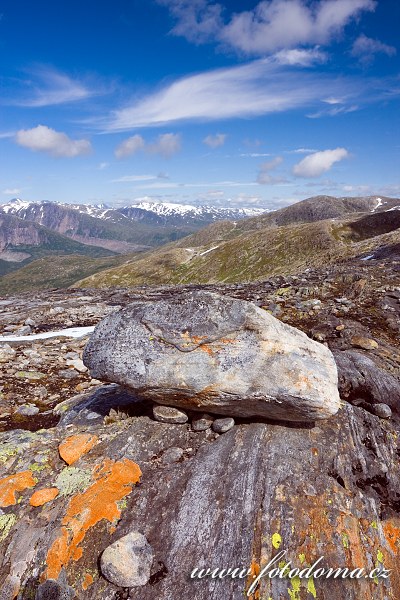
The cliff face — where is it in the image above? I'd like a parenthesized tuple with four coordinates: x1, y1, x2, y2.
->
(0, 213, 46, 251)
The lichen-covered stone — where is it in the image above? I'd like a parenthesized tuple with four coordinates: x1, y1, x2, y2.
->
(100, 531, 153, 587)
(84, 291, 340, 422)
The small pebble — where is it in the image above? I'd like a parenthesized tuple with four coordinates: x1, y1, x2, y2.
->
(16, 404, 40, 417)
(161, 447, 184, 464)
(191, 413, 213, 431)
(371, 403, 392, 419)
(212, 417, 235, 433)
(153, 405, 188, 424)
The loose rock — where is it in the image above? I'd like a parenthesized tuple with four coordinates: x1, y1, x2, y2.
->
(212, 417, 235, 433)
(161, 447, 184, 464)
(100, 531, 154, 588)
(153, 405, 188, 424)
(371, 403, 392, 419)
(191, 413, 213, 431)
(84, 291, 340, 422)
(16, 404, 39, 417)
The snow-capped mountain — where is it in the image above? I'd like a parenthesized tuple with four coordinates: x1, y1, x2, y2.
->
(118, 201, 267, 226)
(0, 198, 268, 254)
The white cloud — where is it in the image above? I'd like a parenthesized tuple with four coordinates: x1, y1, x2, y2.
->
(161, 0, 376, 56)
(114, 134, 145, 159)
(352, 34, 396, 64)
(257, 156, 284, 184)
(293, 147, 349, 177)
(98, 162, 110, 170)
(14, 125, 92, 158)
(13, 67, 96, 107)
(241, 152, 272, 157)
(148, 133, 181, 158)
(290, 148, 317, 154)
(2, 188, 21, 195)
(112, 175, 158, 183)
(203, 133, 227, 148)
(273, 47, 327, 66)
(106, 59, 361, 129)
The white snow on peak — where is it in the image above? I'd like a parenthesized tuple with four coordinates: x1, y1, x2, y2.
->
(129, 201, 266, 217)
(1, 198, 32, 213)
(386, 206, 400, 212)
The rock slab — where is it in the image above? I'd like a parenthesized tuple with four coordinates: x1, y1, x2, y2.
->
(83, 291, 340, 422)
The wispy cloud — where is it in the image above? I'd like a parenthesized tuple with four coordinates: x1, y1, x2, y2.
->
(257, 156, 285, 184)
(2, 188, 21, 195)
(351, 34, 396, 65)
(112, 175, 159, 183)
(11, 66, 98, 107)
(105, 59, 364, 130)
(241, 152, 272, 157)
(0, 131, 16, 139)
(293, 147, 349, 177)
(160, 0, 376, 56)
(203, 133, 227, 148)
(14, 125, 92, 158)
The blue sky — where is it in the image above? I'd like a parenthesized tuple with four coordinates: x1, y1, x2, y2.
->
(1, 0, 399, 209)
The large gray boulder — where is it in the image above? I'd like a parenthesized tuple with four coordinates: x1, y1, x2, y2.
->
(83, 291, 340, 422)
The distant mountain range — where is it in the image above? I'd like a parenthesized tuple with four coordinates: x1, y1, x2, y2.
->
(74, 194, 400, 289)
(1, 194, 399, 294)
(0, 198, 266, 278)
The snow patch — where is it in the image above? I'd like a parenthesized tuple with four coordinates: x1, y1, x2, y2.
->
(360, 254, 375, 261)
(0, 326, 95, 342)
(199, 245, 219, 256)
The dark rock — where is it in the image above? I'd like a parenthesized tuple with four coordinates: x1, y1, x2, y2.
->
(212, 417, 235, 433)
(35, 579, 75, 600)
(334, 350, 400, 413)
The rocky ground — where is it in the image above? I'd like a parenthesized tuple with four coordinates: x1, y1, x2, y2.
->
(0, 254, 399, 599)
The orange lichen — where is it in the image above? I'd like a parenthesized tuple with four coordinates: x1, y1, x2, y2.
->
(383, 521, 400, 555)
(58, 434, 98, 465)
(0, 470, 36, 507)
(246, 560, 261, 600)
(82, 573, 94, 590)
(30, 487, 59, 507)
(44, 458, 141, 580)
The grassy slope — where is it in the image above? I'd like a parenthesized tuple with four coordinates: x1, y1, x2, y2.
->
(0, 253, 131, 295)
(75, 215, 400, 289)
